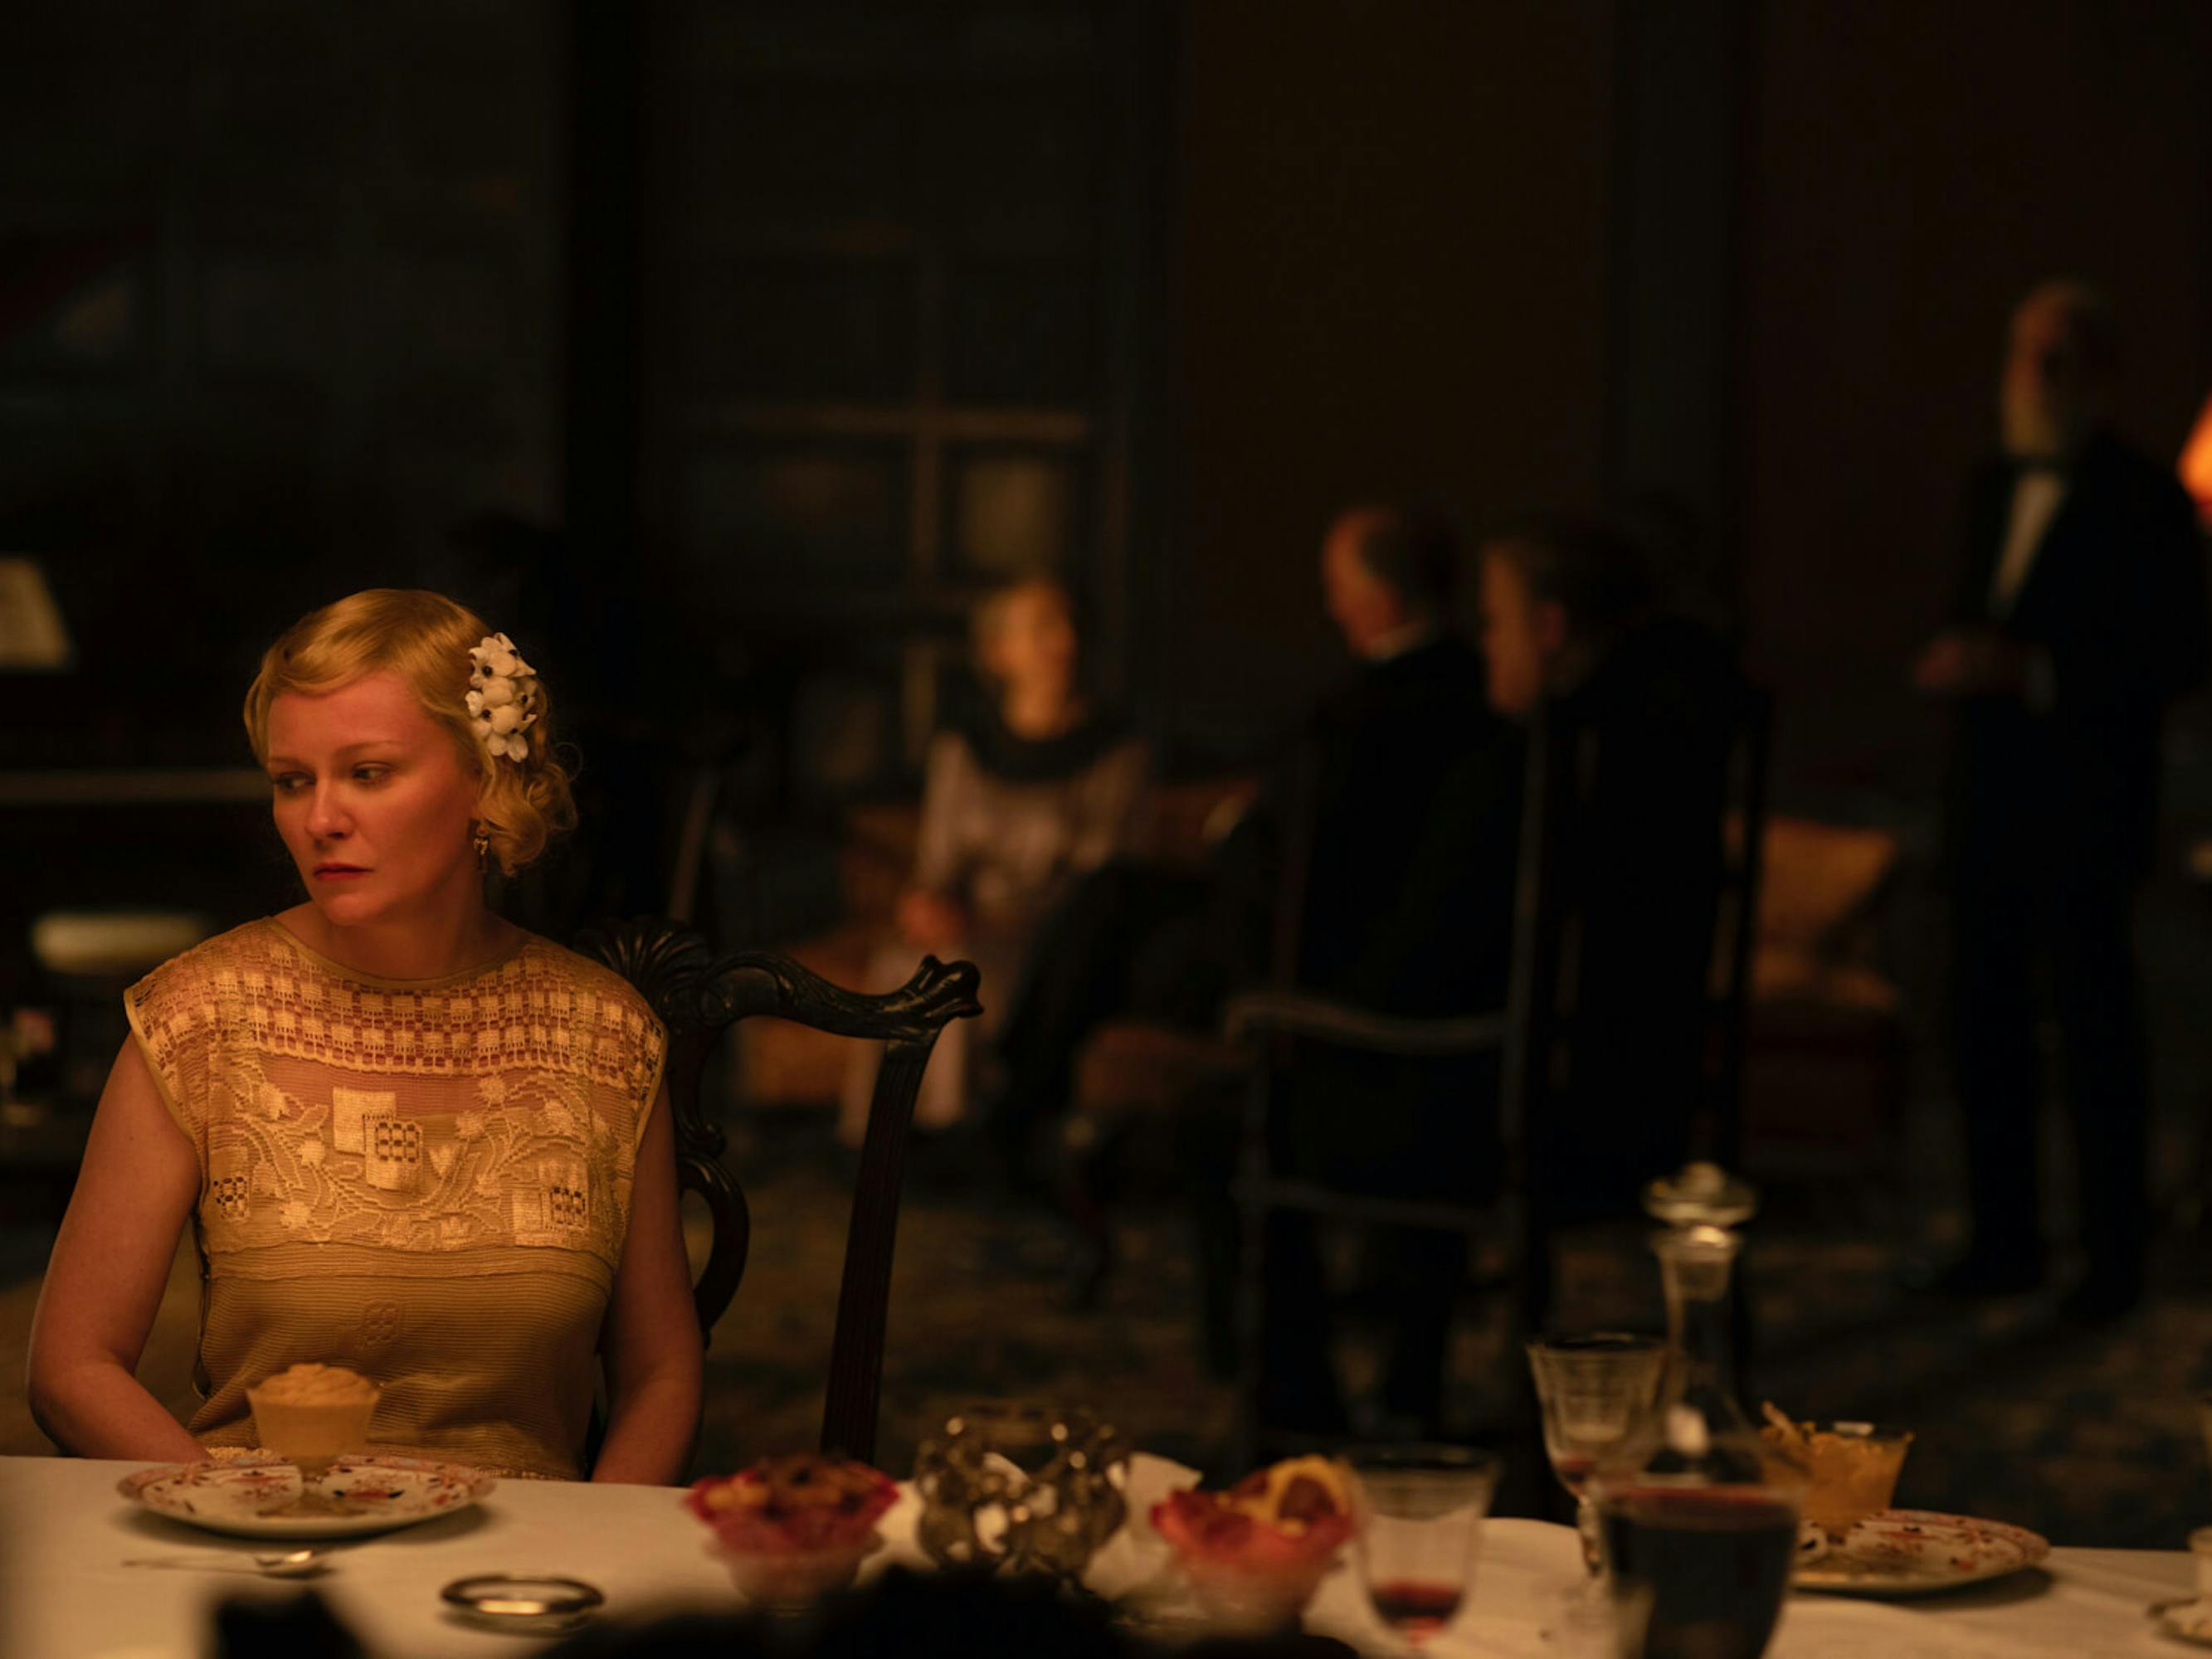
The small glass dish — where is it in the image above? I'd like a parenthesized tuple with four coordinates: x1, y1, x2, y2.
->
(441, 1574, 605, 1634)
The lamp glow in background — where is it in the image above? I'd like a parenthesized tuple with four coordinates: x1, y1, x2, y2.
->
(0, 558, 73, 669)
(2182, 390, 2212, 530)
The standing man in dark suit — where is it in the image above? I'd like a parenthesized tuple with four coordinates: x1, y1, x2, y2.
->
(1914, 280, 2208, 1320)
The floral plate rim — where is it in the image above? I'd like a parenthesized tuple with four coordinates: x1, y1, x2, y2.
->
(2151, 1596, 2212, 1647)
(1793, 1508, 2050, 1598)
(118, 1452, 497, 1540)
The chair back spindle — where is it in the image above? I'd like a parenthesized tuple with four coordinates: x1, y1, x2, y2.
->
(578, 917, 980, 1463)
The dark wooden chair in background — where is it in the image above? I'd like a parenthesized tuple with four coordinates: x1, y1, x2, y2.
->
(1225, 677, 1771, 1466)
(577, 917, 981, 1463)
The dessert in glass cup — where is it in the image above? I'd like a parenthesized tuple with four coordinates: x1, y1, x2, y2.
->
(244, 1363, 382, 1515)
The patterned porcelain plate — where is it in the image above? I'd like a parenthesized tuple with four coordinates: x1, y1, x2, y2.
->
(1793, 1509, 2049, 1597)
(119, 1455, 496, 1540)
(2151, 1596, 2212, 1647)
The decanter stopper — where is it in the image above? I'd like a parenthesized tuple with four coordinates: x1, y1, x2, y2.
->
(1643, 1160, 1757, 1231)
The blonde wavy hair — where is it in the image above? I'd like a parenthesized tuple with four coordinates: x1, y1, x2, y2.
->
(243, 589, 577, 876)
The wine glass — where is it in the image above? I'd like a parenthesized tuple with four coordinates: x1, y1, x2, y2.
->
(1527, 1333, 1666, 1573)
(1347, 1444, 1500, 1650)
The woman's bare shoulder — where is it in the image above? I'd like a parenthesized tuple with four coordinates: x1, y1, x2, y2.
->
(128, 917, 285, 1001)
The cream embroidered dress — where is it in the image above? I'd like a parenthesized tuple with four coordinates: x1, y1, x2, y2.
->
(125, 918, 667, 1479)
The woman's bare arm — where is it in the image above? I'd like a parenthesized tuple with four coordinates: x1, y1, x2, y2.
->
(26, 1039, 205, 1461)
(592, 1084, 704, 1484)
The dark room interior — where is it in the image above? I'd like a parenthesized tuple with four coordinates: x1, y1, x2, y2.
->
(5, 3, 2212, 1655)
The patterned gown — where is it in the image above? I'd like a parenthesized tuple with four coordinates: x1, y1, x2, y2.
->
(125, 918, 667, 1479)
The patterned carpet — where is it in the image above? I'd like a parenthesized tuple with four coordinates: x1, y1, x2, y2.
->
(6, 1113, 2212, 1550)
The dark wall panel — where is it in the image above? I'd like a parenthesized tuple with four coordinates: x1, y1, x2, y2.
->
(1167, 0, 1617, 739)
(1736, 1, 2212, 803)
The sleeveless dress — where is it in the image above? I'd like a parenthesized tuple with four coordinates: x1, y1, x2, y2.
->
(125, 917, 667, 1479)
(838, 712, 1150, 1143)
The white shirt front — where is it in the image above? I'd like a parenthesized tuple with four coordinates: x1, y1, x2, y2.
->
(1989, 469, 2068, 616)
(1363, 620, 1441, 663)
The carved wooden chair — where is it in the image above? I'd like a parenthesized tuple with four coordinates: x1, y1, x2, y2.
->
(577, 917, 981, 1463)
(1226, 675, 1769, 1464)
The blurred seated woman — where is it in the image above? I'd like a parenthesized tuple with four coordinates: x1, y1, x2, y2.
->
(840, 577, 1149, 1146)
(26, 590, 701, 1482)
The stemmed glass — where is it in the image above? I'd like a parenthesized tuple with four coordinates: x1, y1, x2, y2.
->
(1347, 1444, 1501, 1651)
(1526, 1333, 1666, 1574)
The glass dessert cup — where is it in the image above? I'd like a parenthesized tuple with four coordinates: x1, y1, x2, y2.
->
(244, 1370, 382, 1518)
(1151, 1461, 1354, 1637)
(712, 1536, 884, 1612)
(1177, 1553, 1337, 1636)
(687, 1457, 898, 1615)
(1757, 1415, 1911, 1540)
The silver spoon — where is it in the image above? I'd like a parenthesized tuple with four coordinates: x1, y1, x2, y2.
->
(121, 1547, 333, 1577)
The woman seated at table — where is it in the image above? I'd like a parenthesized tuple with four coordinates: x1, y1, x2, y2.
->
(25, 590, 701, 1483)
(839, 576, 1150, 1146)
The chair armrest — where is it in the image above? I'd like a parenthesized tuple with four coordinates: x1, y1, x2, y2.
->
(1221, 988, 1508, 1056)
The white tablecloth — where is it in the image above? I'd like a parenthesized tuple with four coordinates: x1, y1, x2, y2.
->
(0, 1455, 2197, 1657)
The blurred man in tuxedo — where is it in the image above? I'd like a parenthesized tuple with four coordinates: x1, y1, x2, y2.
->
(1914, 280, 2207, 1320)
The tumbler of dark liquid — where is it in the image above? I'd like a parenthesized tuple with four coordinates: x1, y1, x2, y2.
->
(1595, 1483, 1800, 1659)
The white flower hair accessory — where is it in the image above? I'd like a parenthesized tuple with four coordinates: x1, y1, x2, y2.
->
(465, 632, 541, 762)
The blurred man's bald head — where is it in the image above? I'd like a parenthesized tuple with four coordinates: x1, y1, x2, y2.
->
(1319, 504, 1460, 658)
(2003, 279, 2115, 460)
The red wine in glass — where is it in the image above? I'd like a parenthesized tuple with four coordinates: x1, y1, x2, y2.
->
(1552, 1452, 1596, 1496)
(1598, 1486, 1796, 1659)
(1367, 1578, 1464, 1643)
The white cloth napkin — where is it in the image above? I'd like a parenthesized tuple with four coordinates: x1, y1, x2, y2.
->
(1087, 1451, 1201, 1600)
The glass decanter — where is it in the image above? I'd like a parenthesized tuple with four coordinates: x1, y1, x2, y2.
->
(1589, 1164, 1804, 1659)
